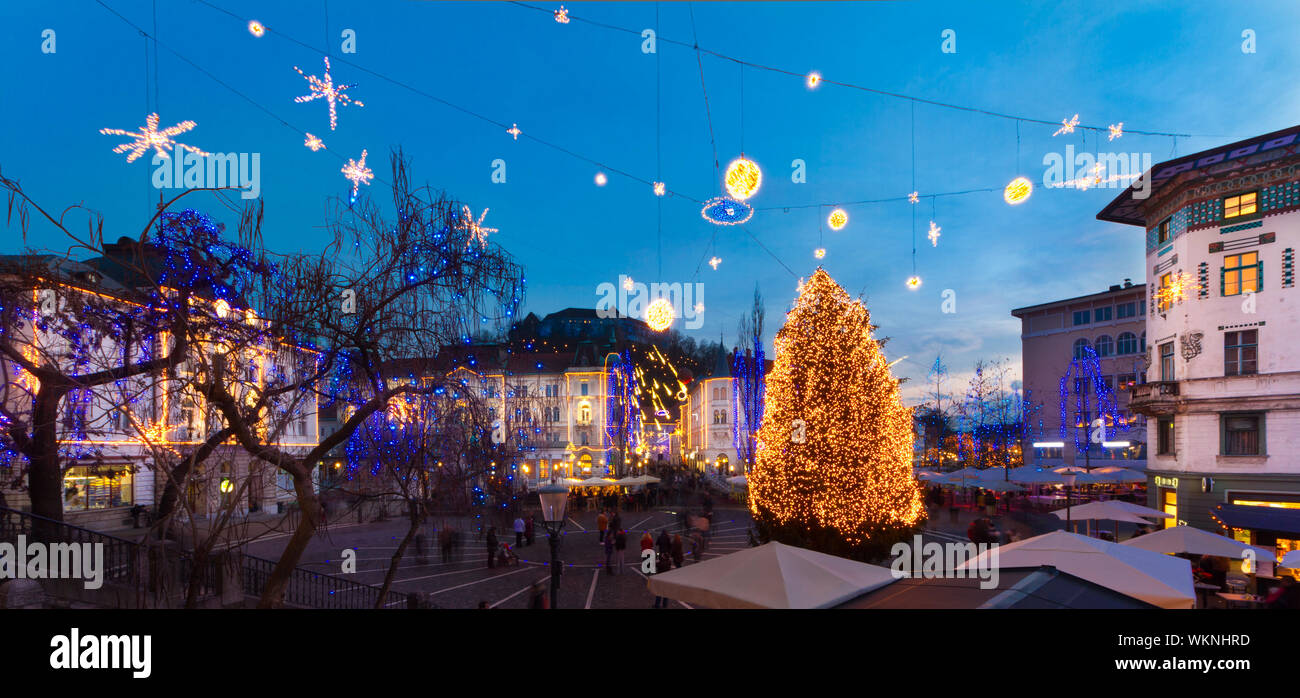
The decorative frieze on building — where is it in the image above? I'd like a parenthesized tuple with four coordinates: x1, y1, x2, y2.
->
(1179, 331, 1203, 361)
(1284, 247, 1295, 288)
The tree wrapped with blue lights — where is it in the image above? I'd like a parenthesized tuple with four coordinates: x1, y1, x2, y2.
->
(731, 286, 766, 471)
(1059, 345, 1130, 466)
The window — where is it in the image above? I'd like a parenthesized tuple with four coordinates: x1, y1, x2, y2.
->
(1224, 330, 1258, 376)
(580, 382, 589, 396)
(1157, 218, 1171, 244)
(1116, 302, 1136, 319)
(1094, 307, 1113, 322)
(1116, 332, 1139, 355)
(1157, 272, 1173, 312)
(1156, 417, 1175, 455)
(1094, 335, 1114, 357)
(1140, 332, 1146, 352)
(1222, 252, 1261, 296)
(1159, 342, 1175, 381)
(1072, 310, 1090, 326)
(1223, 191, 1258, 219)
(63, 465, 133, 510)
(1072, 338, 1091, 359)
(1117, 373, 1137, 391)
(1221, 413, 1263, 456)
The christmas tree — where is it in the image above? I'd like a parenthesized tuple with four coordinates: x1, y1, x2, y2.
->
(750, 268, 925, 559)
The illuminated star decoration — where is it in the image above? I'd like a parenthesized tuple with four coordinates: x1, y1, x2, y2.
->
(1053, 113, 1080, 137)
(814, 248, 826, 259)
(99, 113, 209, 163)
(507, 123, 521, 140)
(304, 133, 325, 151)
(694, 302, 705, 315)
(806, 72, 822, 89)
(1109, 122, 1124, 141)
(701, 196, 753, 226)
(293, 56, 364, 131)
(458, 206, 498, 249)
(653, 181, 666, 196)
(554, 5, 570, 23)
(906, 276, 922, 290)
(248, 20, 265, 37)
(908, 191, 919, 204)
(708, 256, 721, 270)
(340, 149, 373, 203)
(1158, 271, 1199, 307)
(1051, 162, 1140, 191)
(927, 221, 942, 247)
(623, 276, 636, 291)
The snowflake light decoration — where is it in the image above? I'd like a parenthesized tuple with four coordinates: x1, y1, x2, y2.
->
(694, 302, 705, 315)
(701, 196, 753, 226)
(507, 123, 521, 140)
(1053, 114, 1080, 137)
(554, 5, 570, 23)
(1109, 122, 1124, 141)
(645, 298, 675, 332)
(293, 56, 364, 131)
(653, 181, 666, 196)
(708, 256, 721, 270)
(906, 275, 922, 290)
(458, 206, 498, 249)
(927, 221, 942, 247)
(304, 133, 325, 151)
(623, 276, 636, 291)
(99, 113, 208, 163)
(909, 191, 919, 204)
(341, 149, 373, 201)
(814, 248, 826, 259)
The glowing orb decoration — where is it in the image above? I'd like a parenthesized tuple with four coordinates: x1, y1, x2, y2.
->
(1004, 176, 1033, 205)
(806, 72, 822, 89)
(701, 196, 753, 226)
(248, 20, 266, 37)
(653, 181, 665, 196)
(724, 157, 762, 201)
(644, 298, 675, 332)
(827, 208, 848, 231)
(622, 276, 635, 291)
(906, 275, 922, 290)
(814, 248, 826, 259)
(595, 172, 607, 186)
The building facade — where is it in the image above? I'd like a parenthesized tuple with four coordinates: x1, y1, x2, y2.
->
(1099, 125, 1300, 558)
(1012, 282, 1149, 469)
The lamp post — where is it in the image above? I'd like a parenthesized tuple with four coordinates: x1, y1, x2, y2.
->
(538, 477, 570, 609)
(1062, 472, 1077, 532)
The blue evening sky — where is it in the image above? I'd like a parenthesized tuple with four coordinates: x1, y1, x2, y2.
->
(3, 1, 1298, 402)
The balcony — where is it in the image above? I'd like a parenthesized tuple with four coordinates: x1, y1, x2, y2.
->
(1128, 381, 1180, 416)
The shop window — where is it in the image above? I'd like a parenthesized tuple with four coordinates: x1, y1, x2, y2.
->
(1161, 488, 1177, 529)
(63, 465, 133, 510)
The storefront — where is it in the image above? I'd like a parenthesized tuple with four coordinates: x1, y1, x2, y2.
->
(63, 463, 134, 512)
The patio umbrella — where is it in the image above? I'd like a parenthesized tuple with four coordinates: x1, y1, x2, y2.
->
(1092, 468, 1148, 484)
(725, 475, 747, 486)
(1007, 467, 1069, 485)
(955, 530, 1195, 609)
(1052, 500, 1154, 526)
(577, 477, 617, 488)
(1121, 525, 1276, 563)
(628, 475, 662, 485)
(971, 477, 1025, 493)
(1107, 500, 1174, 520)
(645, 541, 897, 609)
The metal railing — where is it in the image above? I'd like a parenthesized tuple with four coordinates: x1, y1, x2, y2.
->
(241, 554, 410, 609)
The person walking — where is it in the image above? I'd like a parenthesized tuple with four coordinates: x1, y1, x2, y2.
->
(604, 527, 616, 574)
(513, 515, 525, 547)
(597, 510, 609, 543)
(656, 529, 673, 571)
(439, 526, 452, 563)
(525, 515, 536, 547)
(613, 528, 627, 575)
(610, 512, 622, 536)
(640, 531, 654, 562)
(486, 527, 498, 569)
(671, 533, 684, 570)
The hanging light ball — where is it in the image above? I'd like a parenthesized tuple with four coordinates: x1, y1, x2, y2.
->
(248, 20, 266, 37)
(594, 172, 608, 187)
(1004, 176, 1033, 205)
(814, 248, 826, 259)
(828, 208, 848, 231)
(906, 275, 922, 290)
(806, 72, 822, 89)
(645, 298, 675, 332)
(724, 157, 762, 201)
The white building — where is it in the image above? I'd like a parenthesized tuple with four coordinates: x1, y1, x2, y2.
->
(1099, 125, 1300, 558)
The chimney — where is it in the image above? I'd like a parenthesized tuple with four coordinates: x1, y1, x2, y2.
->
(1123, 278, 1133, 288)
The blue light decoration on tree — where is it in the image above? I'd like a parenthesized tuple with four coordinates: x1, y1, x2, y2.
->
(730, 342, 765, 470)
(1058, 345, 1130, 458)
(700, 196, 754, 226)
(605, 349, 639, 475)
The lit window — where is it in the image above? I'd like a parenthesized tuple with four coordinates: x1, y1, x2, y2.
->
(63, 466, 133, 510)
(1222, 252, 1260, 296)
(1224, 191, 1258, 219)
(1157, 218, 1171, 244)
(1157, 272, 1173, 312)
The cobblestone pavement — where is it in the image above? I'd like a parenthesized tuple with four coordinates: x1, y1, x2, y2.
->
(241, 504, 756, 609)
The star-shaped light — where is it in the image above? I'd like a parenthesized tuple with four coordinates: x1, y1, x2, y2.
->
(341, 149, 373, 201)
(304, 133, 325, 151)
(1108, 122, 1123, 141)
(694, 302, 705, 315)
(294, 56, 363, 131)
(653, 181, 666, 196)
(507, 123, 521, 140)
(906, 275, 922, 290)
(99, 113, 209, 163)
(806, 72, 822, 89)
(908, 191, 919, 204)
(1053, 114, 1079, 137)
(458, 206, 498, 249)
(927, 221, 942, 247)
(555, 5, 570, 23)
(708, 256, 721, 270)
(623, 276, 636, 291)
(814, 248, 826, 259)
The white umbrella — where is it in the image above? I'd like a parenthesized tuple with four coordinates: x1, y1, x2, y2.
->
(1052, 500, 1154, 525)
(627, 475, 662, 485)
(955, 530, 1195, 609)
(725, 475, 747, 486)
(1107, 500, 1174, 520)
(645, 541, 897, 609)
(1092, 468, 1148, 484)
(971, 477, 1025, 493)
(1121, 525, 1276, 563)
(576, 477, 617, 488)
(1281, 550, 1300, 570)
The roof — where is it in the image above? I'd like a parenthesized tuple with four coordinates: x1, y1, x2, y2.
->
(1097, 124, 1300, 226)
(1011, 283, 1146, 316)
(1210, 503, 1300, 537)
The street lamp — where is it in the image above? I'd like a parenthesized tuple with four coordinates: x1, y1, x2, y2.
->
(1061, 472, 1077, 532)
(538, 476, 570, 609)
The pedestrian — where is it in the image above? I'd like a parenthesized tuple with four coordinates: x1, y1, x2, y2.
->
(671, 534, 684, 569)
(613, 528, 627, 574)
(439, 526, 452, 563)
(513, 515, 525, 547)
(604, 526, 616, 574)
(525, 515, 535, 546)
(656, 529, 672, 571)
(486, 527, 498, 569)
(610, 512, 622, 535)
(597, 510, 609, 543)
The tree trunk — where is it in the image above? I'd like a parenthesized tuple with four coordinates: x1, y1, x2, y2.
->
(375, 501, 421, 609)
(257, 468, 318, 608)
(28, 387, 69, 539)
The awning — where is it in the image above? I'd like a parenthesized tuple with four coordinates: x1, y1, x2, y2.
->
(1210, 503, 1300, 537)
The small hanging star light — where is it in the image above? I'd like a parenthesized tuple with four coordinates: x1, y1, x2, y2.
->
(906, 275, 922, 290)
(724, 156, 762, 201)
(507, 123, 521, 140)
(1108, 122, 1124, 141)
(814, 248, 826, 259)
(694, 302, 705, 315)
(623, 276, 636, 291)
(248, 20, 266, 37)
(927, 221, 942, 247)
(645, 298, 675, 332)
(1004, 176, 1032, 205)
(909, 191, 919, 204)
(1053, 114, 1079, 137)
(653, 181, 666, 196)
(341, 149, 373, 201)
(100, 113, 208, 163)
(827, 208, 848, 231)
(304, 133, 325, 151)
(806, 72, 822, 89)
(594, 172, 608, 187)
(708, 256, 721, 270)
(554, 6, 570, 23)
